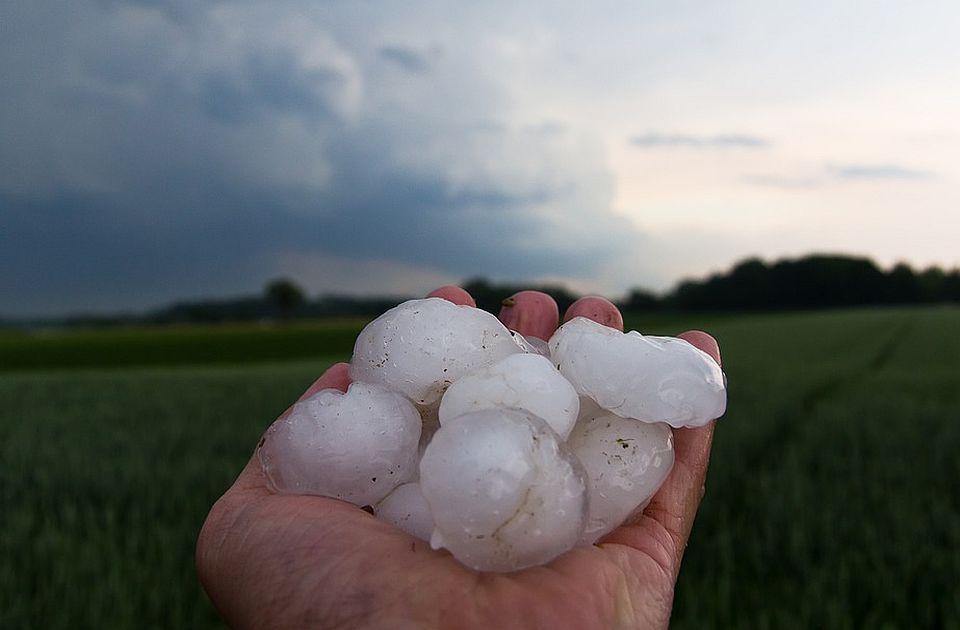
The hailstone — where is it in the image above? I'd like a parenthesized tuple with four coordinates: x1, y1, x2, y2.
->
(258, 382, 421, 506)
(350, 298, 521, 406)
(438, 353, 579, 440)
(259, 297, 726, 573)
(510, 330, 550, 356)
(550, 317, 726, 428)
(567, 410, 674, 544)
(375, 482, 435, 542)
(420, 409, 587, 572)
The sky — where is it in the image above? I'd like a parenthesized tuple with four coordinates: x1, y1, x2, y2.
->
(2, 0, 959, 317)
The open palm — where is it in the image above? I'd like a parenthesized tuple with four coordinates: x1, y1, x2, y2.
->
(197, 288, 721, 629)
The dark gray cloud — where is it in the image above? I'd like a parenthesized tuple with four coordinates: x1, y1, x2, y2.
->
(378, 45, 433, 74)
(0, 1, 637, 316)
(630, 132, 769, 148)
(0, 122, 631, 315)
(829, 163, 933, 180)
(199, 50, 349, 124)
(93, 0, 219, 23)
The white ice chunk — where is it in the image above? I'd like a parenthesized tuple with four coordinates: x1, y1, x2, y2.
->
(549, 317, 726, 428)
(420, 409, 587, 572)
(509, 330, 551, 356)
(258, 382, 421, 506)
(439, 353, 579, 440)
(375, 482, 435, 542)
(350, 298, 521, 405)
(567, 407, 674, 544)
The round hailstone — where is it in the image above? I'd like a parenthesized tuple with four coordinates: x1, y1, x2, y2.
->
(258, 382, 421, 506)
(549, 317, 726, 428)
(375, 482, 435, 542)
(438, 353, 580, 440)
(350, 298, 521, 406)
(567, 410, 674, 544)
(420, 409, 587, 572)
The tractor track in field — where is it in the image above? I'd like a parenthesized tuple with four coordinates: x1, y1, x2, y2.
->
(732, 312, 917, 480)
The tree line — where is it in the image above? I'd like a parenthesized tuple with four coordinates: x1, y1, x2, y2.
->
(160, 255, 960, 323)
(13, 254, 960, 328)
(653, 255, 960, 311)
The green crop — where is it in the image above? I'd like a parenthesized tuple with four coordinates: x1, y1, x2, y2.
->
(1, 307, 957, 629)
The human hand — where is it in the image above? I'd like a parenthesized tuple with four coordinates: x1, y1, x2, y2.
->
(197, 287, 721, 629)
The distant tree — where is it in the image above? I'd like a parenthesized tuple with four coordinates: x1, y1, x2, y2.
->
(884, 263, 921, 304)
(726, 258, 772, 308)
(620, 288, 660, 311)
(945, 269, 960, 301)
(461, 278, 499, 313)
(265, 278, 306, 320)
(768, 255, 886, 308)
(917, 267, 946, 303)
(666, 254, 920, 311)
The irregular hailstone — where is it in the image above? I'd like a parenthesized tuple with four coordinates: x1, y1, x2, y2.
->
(351, 298, 521, 405)
(258, 382, 421, 506)
(438, 353, 580, 440)
(509, 330, 550, 356)
(549, 317, 726, 428)
(375, 482, 435, 542)
(420, 409, 587, 572)
(567, 407, 674, 544)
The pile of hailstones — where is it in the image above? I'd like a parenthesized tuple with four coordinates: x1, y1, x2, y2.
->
(259, 297, 726, 572)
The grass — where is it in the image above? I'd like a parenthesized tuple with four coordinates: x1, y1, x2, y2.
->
(671, 306, 960, 629)
(1, 306, 958, 628)
(0, 319, 366, 371)
(0, 360, 338, 629)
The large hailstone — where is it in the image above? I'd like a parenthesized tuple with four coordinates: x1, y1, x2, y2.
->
(375, 482, 434, 542)
(351, 298, 521, 405)
(549, 317, 726, 428)
(258, 382, 421, 506)
(438, 353, 580, 440)
(420, 409, 587, 572)
(567, 407, 674, 544)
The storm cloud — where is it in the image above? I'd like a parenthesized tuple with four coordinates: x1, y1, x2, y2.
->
(0, 1, 637, 316)
(7, 1, 955, 316)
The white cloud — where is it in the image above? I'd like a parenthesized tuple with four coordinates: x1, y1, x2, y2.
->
(630, 132, 769, 149)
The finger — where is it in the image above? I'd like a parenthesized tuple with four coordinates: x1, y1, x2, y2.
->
(602, 330, 721, 576)
(498, 290, 560, 341)
(297, 361, 352, 401)
(677, 330, 721, 365)
(563, 296, 624, 331)
(427, 285, 476, 307)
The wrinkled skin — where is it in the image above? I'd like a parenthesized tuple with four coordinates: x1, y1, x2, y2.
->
(197, 289, 722, 630)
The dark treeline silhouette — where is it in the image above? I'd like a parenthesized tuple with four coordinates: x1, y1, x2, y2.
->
(144, 278, 583, 325)
(6, 254, 960, 328)
(146, 294, 408, 325)
(462, 278, 580, 315)
(668, 255, 960, 311)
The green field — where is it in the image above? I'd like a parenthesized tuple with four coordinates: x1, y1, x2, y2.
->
(2, 307, 959, 628)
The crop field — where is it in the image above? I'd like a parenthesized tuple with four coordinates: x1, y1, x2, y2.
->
(1, 306, 958, 629)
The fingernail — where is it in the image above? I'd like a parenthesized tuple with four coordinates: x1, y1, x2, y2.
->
(564, 296, 624, 331)
(498, 291, 559, 341)
(427, 286, 476, 307)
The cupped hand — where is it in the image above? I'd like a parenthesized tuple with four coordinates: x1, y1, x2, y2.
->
(197, 287, 721, 630)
